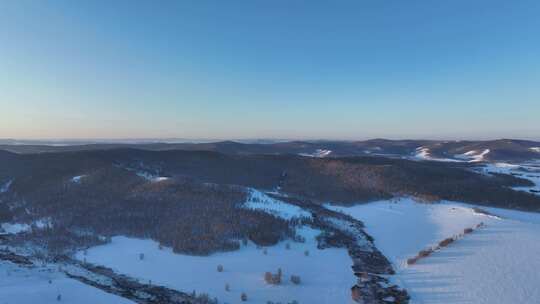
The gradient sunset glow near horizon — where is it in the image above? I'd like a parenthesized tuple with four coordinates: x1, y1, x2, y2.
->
(1, 1, 539, 141)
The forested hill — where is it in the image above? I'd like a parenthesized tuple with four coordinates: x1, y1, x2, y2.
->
(1, 148, 538, 209)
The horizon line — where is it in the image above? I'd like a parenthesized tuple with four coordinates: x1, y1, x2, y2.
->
(1, 137, 539, 145)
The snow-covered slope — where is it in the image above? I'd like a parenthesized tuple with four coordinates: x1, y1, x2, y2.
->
(329, 198, 540, 304)
(243, 189, 312, 220)
(76, 226, 356, 304)
(0, 261, 134, 304)
(299, 149, 332, 158)
(70, 175, 86, 183)
(414, 147, 460, 162)
(0, 179, 12, 193)
(415, 147, 490, 163)
(454, 149, 490, 162)
(414, 147, 431, 160)
(135, 171, 170, 182)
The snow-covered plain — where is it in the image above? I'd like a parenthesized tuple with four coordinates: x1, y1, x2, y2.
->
(0, 261, 134, 304)
(329, 198, 540, 304)
(76, 226, 357, 304)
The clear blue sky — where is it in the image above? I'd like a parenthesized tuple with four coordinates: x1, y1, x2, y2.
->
(1, 0, 539, 140)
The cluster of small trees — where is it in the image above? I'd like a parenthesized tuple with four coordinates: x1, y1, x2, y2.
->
(407, 222, 486, 265)
(264, 268, 301, 285)
(8, 225, 107, 258)
(264, 268, 282, 285)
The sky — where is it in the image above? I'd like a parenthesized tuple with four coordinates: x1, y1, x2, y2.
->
(1, 0, 539, 141)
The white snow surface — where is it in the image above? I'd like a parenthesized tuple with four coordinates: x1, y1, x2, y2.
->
(243, 189, 312, 220)
(414, 147, 431, 160)
(70, 175, 86, 183)
(76, 226, 357, 304)
(136, 171, 170, 182)
(454, 149, 490, 162)
(0, 179, 12, 193)
(414, 147, 460, 162)
(299, 149, 332, 158)
(1, 223, 31, 234)
(475, 162, 540, 196)
(328, 198, 540, 304)
(415, 147, 490, 163)
(0, 261, 134, 304)
(1, 219, 52, 235)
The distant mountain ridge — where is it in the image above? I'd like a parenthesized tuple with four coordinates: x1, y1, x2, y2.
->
(1, 138, 539, 162)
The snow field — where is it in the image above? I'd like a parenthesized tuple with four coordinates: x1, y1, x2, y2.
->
(0, 261, 134, 304)
(329, 198, 540, 304)
(76, 226, 357, 304)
